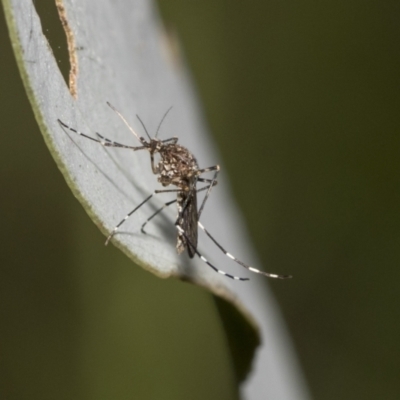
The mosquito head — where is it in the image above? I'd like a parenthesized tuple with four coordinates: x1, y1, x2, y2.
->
(148, 137, 164, 154)
(134, 113, 172, 157)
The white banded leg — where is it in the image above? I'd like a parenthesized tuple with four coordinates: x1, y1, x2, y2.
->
(94, 132, 142, 149)
(173, 165, 219, 226)
(197, 166, 219, 220)
(142, 185, 215, 234)
(105, 188, 182, 245)
(57, 119, 145, 150)
(197, 222, 292, 279)
(176, 226, 249, 281)
(141, 199, 177, 234)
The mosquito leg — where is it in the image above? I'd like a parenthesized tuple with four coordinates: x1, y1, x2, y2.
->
(197, 167, 220, 220)
(105, 194, 153, 245)
(173, 176, 218, 228)
(161, 137, 178, 144)
(94, 132, 145, 150)
(58, 119, 145, 150)
(141, 199, 177, 234)
(175, 226, 249, 281)
(105, 188, 183, 245)
(197, 222, 292, 279)
(143, 186, 212, 234)
(173, 164, 219, 226)
(198, 165, 220, 174)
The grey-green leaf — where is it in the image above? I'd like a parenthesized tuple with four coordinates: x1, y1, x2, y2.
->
(2, 0, 309, 398)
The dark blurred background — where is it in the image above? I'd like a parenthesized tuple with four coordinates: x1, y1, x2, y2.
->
(1, 1, 400, 399)
(157, 1, 400, 398)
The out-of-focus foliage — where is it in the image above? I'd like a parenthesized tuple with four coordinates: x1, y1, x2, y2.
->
(158, 1, 400, 399)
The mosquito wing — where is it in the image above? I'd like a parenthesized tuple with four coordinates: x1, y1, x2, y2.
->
(177, 188, 198, 259)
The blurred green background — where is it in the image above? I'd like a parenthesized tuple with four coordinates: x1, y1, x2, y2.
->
(1, 0, 400, 399)
(159, 1, 400, 398)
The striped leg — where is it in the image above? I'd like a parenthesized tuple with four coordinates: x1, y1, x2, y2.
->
(176, 226, 249, 281)
(58, 119, 145, 150)
(141, 185, 215, 234)
(105, 188, 182, 245)
(197, 166, 219, 220)
(174, 166, 219, 227)
(197, 222, 292, 279)
(141, 199, 177, 234)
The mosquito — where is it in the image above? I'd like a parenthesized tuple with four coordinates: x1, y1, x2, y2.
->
(58, 102, 292, 281)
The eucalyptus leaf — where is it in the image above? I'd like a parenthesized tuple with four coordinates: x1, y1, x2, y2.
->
(2, 0, 309, 398)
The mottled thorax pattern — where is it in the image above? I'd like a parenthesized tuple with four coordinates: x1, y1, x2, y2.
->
(158, 144, 198, 189)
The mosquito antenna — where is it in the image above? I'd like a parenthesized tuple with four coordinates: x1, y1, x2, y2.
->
(106, 102, 143, 143)
(155, 106, 173, 138)
(136, 115, 152, 141)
